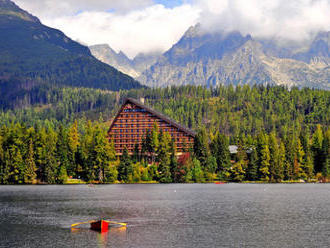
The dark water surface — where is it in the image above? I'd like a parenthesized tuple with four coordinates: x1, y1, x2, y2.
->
(1, 184, 330, 247)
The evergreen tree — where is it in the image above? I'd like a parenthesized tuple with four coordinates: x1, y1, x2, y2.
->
(157, 132, 172, 183)
(229, 160, 245, 182)
(194, 127, 209, 167)
(321, 129, 330, 178)
(24, 138, 37, 184)
(257, 133, 270, 181)
(67, 120, 80, 176)
(246, 147, 258, 181)
(311, 125, 324, 173)
(118, 147, 133, 182)
(55, 125, 69, 183)
(44, 128, 58, 184)
(269, 133, 280, 182)
(151, 123, 159, 162)
(91, 125, 116, 183)
(210, 131, 230, 176)
(294, 138, 305, 180)
(191, 158, 204, 183)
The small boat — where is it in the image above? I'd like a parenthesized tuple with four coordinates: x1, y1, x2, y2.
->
(90, 220, 109, 232)
(71, 219, 126, 233)
(215, 181, 225, 184)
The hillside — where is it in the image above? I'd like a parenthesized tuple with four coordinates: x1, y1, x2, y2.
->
(0, 0, 142, 108)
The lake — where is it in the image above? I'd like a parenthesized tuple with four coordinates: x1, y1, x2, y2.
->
(1, 184, 330, 247)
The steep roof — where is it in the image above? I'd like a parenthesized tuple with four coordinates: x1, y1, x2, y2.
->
(109, 98, 196, 137)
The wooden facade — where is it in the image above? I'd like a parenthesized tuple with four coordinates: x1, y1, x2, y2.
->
(108, 98, 196, 155)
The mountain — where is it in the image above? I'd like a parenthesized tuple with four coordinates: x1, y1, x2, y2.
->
(89, 44, 139, 78)
(90, 44, 159, 78)
(138, 24, 330, 90)
(0, 0, 142, 95)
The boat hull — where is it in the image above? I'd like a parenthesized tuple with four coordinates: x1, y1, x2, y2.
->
(90, 220, 109, 232)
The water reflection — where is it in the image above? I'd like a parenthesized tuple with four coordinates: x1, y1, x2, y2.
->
(71, 223, 127, 248)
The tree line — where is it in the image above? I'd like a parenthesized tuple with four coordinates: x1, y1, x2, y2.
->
(0, 119, 328, 184)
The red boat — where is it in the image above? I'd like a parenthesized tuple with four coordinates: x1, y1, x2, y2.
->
(90, 220, 109, 232)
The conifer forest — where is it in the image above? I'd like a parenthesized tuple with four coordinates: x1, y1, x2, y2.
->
(0, 85, 329, 184)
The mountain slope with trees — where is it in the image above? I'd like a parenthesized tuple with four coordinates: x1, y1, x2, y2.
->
(0, 0, 142, 108)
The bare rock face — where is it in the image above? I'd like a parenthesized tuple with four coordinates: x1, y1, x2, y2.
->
(138, 24, 330, 90)
(89, 44, 160, 78)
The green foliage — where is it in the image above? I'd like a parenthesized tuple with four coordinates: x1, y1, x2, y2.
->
(0, 85, 329, 184)
(191, 158, 204, 183)
(157, 132, 173, 183)
(118, 148, 133, 183)
(210, 132, 230, 173)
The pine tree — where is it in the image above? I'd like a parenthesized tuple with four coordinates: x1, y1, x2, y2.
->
(246, 147, 258, 181)
(24, 138, 37, 184)
(295, 138, 305, 180)
(321, 129, 330, 178)
(229, 160, 245, 182)
(44, 128, 58, 184)
(151, 123, 159, 162)
(257, 133, 270, 181)
(269, 132, 279, 182)
(118, 148, 133, 182)
(311, 125, 324, 173)
(55, 125, 69, 182)
(276, 141, 285, 182)
(194, 127, 209, 168)
(210, 131, 230, 176)
(91, 125, 116, 183)
(67, 120, 80, 176)
(157, 132, 172, 183)
(191, 158, 204, 183)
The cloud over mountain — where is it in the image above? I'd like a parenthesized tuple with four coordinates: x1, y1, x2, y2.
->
(14, 0, 330, 57)
(195, 0, 330, 43)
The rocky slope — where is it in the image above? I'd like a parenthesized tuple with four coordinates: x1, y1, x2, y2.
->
(90, 44, 159, 78)
(138, 24, 329, 90)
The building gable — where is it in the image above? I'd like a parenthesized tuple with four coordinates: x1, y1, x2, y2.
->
(108, 98, 195, 155)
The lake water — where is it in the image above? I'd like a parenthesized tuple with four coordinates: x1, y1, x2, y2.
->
(1, 184, 330, 247)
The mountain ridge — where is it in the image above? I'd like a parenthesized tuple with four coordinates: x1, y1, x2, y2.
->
(0, 0, 143, 94)
(89, 44, 160, 78)
(137, 24, 329, 89)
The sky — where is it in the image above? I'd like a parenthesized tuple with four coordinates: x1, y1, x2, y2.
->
(15, 0, 330, 59)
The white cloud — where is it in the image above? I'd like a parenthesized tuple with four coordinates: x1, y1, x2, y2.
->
(195, 0, 330, 42)
(14, 0, 330, 58)
(41, 4, 199, 59)
(15, 0, 153, 16)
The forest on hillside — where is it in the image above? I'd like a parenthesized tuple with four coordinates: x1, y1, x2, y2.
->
(0, 85, 329, 184)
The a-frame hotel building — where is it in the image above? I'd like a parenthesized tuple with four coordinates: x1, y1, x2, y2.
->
(108, 98, 196, 155)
